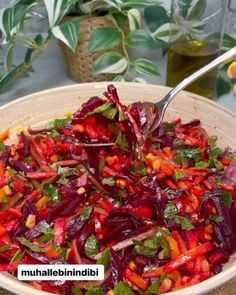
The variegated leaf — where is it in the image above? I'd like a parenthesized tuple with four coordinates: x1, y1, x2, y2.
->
(122, 0, 161, 8)
(104, 0, 122, 10)
(2, 6, 22, 37)
(128, 9, 141, 31)
(0, 9, 5, 36)
(152, 23, 181, 42)
(113, 75, 126, 82)
(134, 77, 147, 83)
(80, 0, 109, 14)
(4, 44, 14, 71)
(93, 52, 128, 74)
(186, 0, 207, 20)
(52, 20, 79, 51)
(133, 57, 159, 76)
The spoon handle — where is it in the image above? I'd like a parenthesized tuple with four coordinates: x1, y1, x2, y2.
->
(152, 46, 236, 131)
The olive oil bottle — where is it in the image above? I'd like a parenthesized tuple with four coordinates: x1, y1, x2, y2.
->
(166, 39, 219, 98)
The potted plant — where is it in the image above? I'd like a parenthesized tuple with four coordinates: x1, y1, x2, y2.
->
(0, 0, 170, 91)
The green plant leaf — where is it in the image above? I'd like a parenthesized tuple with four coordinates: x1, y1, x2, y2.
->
(144, 5, 169, 33)
(0, 62, 32, 92)
(80, 206, 93, 221)
(221, 191, 233, 208)
(2, 6, 23, 37)
(80, 0, 109, 14)
(175, 215, 194, 230)
(52, 20, 79, 51)
(4, 44, 14, 71)
(222, 33, 236, 50)
(93, 52, 128, 74)
(126, 29, 159, 50)
(113, 75, 126, 82)
(44, 0, 77, 27)
(152, 23, 181, 42)
(122, 0, 161, 8)
(102, 177, 115, 186)
(25, 34, 44, 63)
(186, 0, 207, 20)
(127, 8, 141, 31)
(96, 248, 110, 269)
(88, 27, 121, 55)
(216, 75, 231, 97)
(72, 285, 83, 295)
(132, 57, 160, 76)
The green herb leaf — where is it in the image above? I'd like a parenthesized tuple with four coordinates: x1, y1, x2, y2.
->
(102, 177, 115, 186)
(144, 280, 159, 295)
(133, 236, 161, 256)
(97, 248, 110, 270)
(17, 237, 44, 252)
(175, 216, 194, 230)
(43, 183, 60, 203)
(88, 27, 122, 55)
(174, 147, 202, 164)
(210, 214, 224, 224)
(0, 244, 11, 253)
(113, 282, 136, 295)
(46, 118, 71, 129)
(160, 239, 170, 258)
(164, 202, 178, 219)
(221, 191, 233, 208)
(85, 284, 103, 295)
(85, 235, 99, 258)
(173, 171, 186, 181)
(80, 206, 93, 221)
(10, 249, 24, 264)
(116, 132, 129, 152)
(72, 285, 83, 295)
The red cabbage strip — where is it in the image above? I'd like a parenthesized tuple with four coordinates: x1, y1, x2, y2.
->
(0, 146, 11, 167)
(104, 85, 143, 143)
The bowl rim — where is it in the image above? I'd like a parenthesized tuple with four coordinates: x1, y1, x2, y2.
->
(0, 82, 236, 295)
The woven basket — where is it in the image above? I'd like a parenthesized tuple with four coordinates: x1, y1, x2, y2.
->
(59, 16, 124, 83)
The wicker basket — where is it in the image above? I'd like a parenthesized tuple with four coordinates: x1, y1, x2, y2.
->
(59, 16, 124, 83)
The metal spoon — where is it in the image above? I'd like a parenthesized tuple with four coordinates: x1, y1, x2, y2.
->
(150, 46, 236, 132)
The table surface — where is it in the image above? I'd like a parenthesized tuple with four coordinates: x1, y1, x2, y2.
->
(0, 41, 236, 295)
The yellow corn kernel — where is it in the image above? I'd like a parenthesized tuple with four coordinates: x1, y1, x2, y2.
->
(3, 185, 12, 196)
(65, 111, 72, 118)
(146, 167, 152, 174)
(205, 224, 213, 234)
(128, 261, 136, 271)
(73, 124, 85, 133)
(152, 159, 161, 170)
(116, 179, 126, 189)
(0, 189, 6, 202)
(77, 187, 86, 195)
(25, 214, 36, 228)
(106, 291, 116, 295)
(16, 126, 24, 134)
(146, 152, 155, 162)
(35, 196, 50, 208)
(0, 129, 9, 142)
(160, 278, 172, 293)
(50, 154, 58, 163)
(4, 170, 11, 178)
(158, 249, 165, 260)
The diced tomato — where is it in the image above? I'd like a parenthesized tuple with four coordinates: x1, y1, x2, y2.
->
(54, 218, 67, 246)
(132, 206, 153, 218)
(98, 198, 114, 213)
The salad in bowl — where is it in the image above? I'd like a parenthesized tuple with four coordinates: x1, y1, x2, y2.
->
(0, 84, 236, 295)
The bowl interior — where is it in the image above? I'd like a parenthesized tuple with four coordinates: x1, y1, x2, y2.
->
(0, 82, 236, 295)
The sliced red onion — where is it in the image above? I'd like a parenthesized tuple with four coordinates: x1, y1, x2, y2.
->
(93, 227, 158, 260)
(222, 164, 236, 186)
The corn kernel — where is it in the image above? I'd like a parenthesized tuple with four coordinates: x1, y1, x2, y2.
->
(16, 126, 24, 134)
(73, 124, 85, 133)
(152, 159, 161, 170)
(77, 187, 86, 195)
(25, 214, 36, 228)
(106, 291, 116, 295)
(211, 207, 217, 214)
(205, 224, 213, 233)
(146, 153, 155, 161)
(116, 179, 126, 189)
(160, 278, 172, 293)
(128, 261, 136, 271)
(146, 167, 152, 174)
(35, 196, 50, 208)
(4, 170, 11, 178)
(3, 185, 12, 197)
(65, 111, 72, 118)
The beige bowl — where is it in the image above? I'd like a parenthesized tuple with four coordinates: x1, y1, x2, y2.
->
(0, 82, 236, 295)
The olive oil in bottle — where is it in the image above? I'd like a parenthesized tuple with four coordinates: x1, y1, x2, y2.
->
(166, 39, 219, 98)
